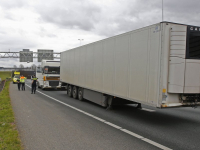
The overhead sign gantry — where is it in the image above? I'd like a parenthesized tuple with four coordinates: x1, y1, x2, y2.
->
(0, 49, 60, 62)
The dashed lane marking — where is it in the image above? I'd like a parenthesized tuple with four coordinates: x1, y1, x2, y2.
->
(26, 84, 172, 150)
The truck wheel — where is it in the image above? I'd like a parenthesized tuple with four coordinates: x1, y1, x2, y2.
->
(68, 85, 72, 97)
(78, 88, 83, 101)
(73, 86, 78, 99)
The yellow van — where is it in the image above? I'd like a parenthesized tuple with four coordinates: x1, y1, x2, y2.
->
(13, 71, 20, 84)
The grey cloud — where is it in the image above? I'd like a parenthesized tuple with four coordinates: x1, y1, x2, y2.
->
(4, 12, 16, 20)
(131, 0, 200, 23)
(0, 36, 38, 52)
(0, 0, 28, 9)
(95, 0, 200, 37)
(163, 0, 200, 24)
(36, 0, 101, 31)
(0, 31, 6, 35)
(47, 34, 57, 38)
(164, 0, 200, 13)
(38, 27, 57, 38)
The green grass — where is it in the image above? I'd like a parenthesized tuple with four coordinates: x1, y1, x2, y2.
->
(0, 71, 12, 81)
(0, 81, 22, 150)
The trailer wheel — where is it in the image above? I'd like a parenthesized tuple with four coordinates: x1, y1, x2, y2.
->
(78, 88, 83, 101)
(68, 85, 72, 97)
(72, 86, 78, 99)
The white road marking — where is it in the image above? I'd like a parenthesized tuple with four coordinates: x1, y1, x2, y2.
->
(104, 122, 122, 129)
(141, 108, 156, 112)
(90, 116, 105, 122)
(26, 84, 172, 150)
(142, 138, 172, 150)
(120, 129, 144, 139)
(82, 112, 95, 117)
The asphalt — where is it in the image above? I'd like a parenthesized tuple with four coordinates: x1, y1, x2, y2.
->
(10, 80, 160, 150)
(10, 80, 200, 150)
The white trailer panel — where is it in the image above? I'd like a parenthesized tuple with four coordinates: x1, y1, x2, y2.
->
(61, 23, 161, 107)
(93, 42, 103, 91)
(129, 29, 149, 102)
(103, 38, 115, 94)
(61, 22, 200, 108)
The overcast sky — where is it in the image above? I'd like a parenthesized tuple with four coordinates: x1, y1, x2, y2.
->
(0, 0, 199, 67)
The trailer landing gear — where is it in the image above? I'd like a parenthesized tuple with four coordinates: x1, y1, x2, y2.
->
(106, 96, 113, 110)
(136, 103, 142, 109)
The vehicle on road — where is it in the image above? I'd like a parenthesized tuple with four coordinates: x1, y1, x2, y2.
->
(13, 71, 20, 84)
(36, 60, 62, 90)
(60, 22, 200, 108)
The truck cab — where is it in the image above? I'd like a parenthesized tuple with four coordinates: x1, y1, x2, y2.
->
(36, 60, 62, 89)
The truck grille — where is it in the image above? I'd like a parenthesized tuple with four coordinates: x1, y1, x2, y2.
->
(46, 77, 60, 80)
(49, 81, 59, 86)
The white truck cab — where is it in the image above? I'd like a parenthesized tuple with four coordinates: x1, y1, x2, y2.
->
(36, 60, 62, 89)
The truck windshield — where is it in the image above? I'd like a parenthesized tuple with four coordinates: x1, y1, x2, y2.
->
(44, 66, 60, 74)
(14, 75, 20, 78)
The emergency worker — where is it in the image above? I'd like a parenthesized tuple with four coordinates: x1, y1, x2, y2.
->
(20, 75, 26, 91)
(31, 75, 38, 94)
(17, 76, 21, 90)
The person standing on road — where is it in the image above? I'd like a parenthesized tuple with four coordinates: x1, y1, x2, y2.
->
(20, 75, 26, 91)
(17, 76, 21, 91)
(31, 75, 38, 94)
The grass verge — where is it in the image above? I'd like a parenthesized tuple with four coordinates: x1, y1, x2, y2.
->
(0, 81, 22, 150)
(0, 71, 12, 81)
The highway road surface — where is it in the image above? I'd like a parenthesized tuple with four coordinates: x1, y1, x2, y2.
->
(10, 80, 200, 150)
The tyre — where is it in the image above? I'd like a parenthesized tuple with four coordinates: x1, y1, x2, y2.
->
(68, 85, 72, 97)
(78, 88, 83, 101)
(72, 86, 78, 99)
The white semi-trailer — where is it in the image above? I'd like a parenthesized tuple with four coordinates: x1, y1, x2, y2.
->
(60, 22, 200, 108)
(36, 60, 62, 89)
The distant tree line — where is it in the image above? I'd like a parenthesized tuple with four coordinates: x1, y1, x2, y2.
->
(13, 64, 38, 71)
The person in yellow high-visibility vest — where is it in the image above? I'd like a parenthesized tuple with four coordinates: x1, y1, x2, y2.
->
(20, 75, 26, 91)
